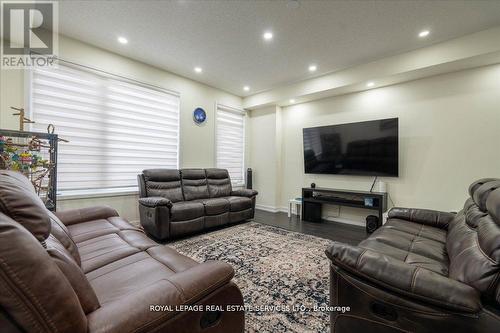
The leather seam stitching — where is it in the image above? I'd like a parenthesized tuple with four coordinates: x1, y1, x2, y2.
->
(76, 234, 119, 248)
(0, 271, 44, 332)
(0, 257, 58, 332)
(410, 267, 420, 292)
(485, 271, 500, 296)
(70, 226, 118, 238)
(86, 256, 151, 280)
(403, 223, 423, 264)
(81, 246, 139, 262)
(355, 249, 367, 268)
(474, 235, 496, 264)
(331, 261, 479, 312)
(333, 267, 479, 316)
(334, 314, 410, 332)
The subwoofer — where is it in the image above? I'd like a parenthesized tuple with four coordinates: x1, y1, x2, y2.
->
(366, 215, 379, 233)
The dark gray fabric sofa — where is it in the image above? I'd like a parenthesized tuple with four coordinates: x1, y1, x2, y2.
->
(138, 168, 258, 240)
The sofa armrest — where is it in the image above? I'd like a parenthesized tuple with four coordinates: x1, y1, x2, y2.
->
(167, 261, 235, 304)
(388, 207, 456, 229)
(325, 242, 481, 313)
(231, 189, 258, 198)
(88, 261, 236, 333)
(139, 197, 172, 208)
(54, 206, 119, 226)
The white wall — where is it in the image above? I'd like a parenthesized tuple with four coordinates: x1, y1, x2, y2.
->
(248, 64, 500, 224)
(0, 36, 242, 221)
(248, 106, 280, 210)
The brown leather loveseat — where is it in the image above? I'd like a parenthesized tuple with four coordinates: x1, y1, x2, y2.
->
(0, 170, 245, 333)
(326, 178, 500, 332)
(138, 168, 258, 240)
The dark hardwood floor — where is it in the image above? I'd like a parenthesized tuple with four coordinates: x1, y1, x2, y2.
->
(253, 209, 368, 245)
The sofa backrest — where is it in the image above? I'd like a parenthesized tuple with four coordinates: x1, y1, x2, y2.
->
(142, 169, 184, 202)
(181, 168, 210, 201)
(447, 178, 500, 305)
(205, 168, 232, 198)
(0, 171, 89, 332)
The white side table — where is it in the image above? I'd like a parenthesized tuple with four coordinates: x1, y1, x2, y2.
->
(288, 198, 302, 219)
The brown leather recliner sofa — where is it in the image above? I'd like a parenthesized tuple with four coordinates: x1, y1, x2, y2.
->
(326, 178, 500, 332)
(0, 170, 245, 333)
(137, 168, 258, 241)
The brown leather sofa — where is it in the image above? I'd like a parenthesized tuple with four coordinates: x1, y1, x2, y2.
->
(0, 170, 245, 333)
(326, 178, 500, 332)
(137, 168, 258, 240)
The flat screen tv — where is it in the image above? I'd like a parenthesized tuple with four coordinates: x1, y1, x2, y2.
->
(303, 118, 398, 176)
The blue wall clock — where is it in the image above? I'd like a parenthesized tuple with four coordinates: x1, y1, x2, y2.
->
(193, 107, 207, 124)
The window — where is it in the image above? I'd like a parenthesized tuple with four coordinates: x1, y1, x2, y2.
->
(215, 103, 245, 187)
(29, 63, 180, 194)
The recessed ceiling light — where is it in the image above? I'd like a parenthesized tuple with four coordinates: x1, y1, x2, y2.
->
(117, 36, 128, 44)
(366, 82, 375, 88)
(243, 86, 250, 92)
(194, 67, 203, 73)
(263, 31, 273, 41)
(289, 99, 295, 103)
(308, 64, 317, 72)
(418, 30, 430, 38)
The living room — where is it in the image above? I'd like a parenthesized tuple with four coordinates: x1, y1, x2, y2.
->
(1, 1, 499, 332)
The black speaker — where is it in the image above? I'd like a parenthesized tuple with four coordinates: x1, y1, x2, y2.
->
(303, 201, 322, 222)
(311, 182, 316, 189)
(246, 168, 253, 189)
(366, 215, 379, 233)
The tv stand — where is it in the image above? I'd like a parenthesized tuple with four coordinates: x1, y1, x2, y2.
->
(301, 187, 387, 228)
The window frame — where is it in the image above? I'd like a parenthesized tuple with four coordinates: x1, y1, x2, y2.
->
(214, 102, 246, 188)
(27, 60, 181, 198)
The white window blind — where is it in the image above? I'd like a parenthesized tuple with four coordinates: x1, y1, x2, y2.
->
(30, 64, 180, 193)
(215, 104, 245, 187)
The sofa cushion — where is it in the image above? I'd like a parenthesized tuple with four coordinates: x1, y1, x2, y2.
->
(76, 233, 142, 273)
(170, 218, 205, 238)
(0, 170, 50, 242)
(46, 234, 100, 314)
(48, 211, 82, 265)
(195, 198, 230, 215)
(472, 180, 500, 212)
(181, 169, 210, 201)
(68, 218, 121, 243)
(170, 201, 205, 221)
(226, 196, 252, 212)
(0, 213, 87, 333)
(85, 258, 236, 333)
(143, 169, 184, 202)
(68, 215, 151, 273)
(86, 252, 177, 304)
(206, 168, 232, 198)
(447, 183, 500, 301)
(487, 187, 500, 225)
(359, 218, 449, 276)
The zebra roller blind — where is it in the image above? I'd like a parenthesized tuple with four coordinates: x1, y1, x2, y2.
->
(30, 63, 180, 192)
(215, 103, 245, 187)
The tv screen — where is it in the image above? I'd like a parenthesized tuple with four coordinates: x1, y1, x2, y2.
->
(303, 118, 398, 176)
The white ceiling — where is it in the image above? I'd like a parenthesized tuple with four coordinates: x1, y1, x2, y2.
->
(58, 0, 500, 97)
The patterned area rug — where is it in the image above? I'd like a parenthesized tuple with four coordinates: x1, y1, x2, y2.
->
(169, 222, 332, 333)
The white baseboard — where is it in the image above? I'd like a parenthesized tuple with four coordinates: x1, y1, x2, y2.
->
(255, 204, 280, 213)
(277, 207, 288, 213)
(256, 205, 289, 213)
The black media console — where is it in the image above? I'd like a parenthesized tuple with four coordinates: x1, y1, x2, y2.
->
(301, 187, 388, 228)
